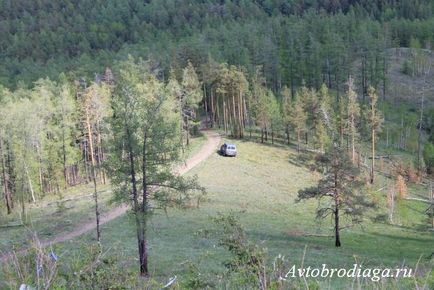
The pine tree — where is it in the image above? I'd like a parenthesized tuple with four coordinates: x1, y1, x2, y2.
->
(181, 61, 202, 146)
(298, 146, 373, 247)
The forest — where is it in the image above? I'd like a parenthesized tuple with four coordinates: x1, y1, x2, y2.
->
(0, 0, 434, 289)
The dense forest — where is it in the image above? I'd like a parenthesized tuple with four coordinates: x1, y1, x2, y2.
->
(1, 0, 434, 95)
(1, 0, 434, 288)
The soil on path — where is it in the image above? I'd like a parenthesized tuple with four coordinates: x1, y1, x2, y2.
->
(0, 131, 221, 261)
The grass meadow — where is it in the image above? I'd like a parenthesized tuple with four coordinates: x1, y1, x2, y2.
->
(24, 134, 432, 289)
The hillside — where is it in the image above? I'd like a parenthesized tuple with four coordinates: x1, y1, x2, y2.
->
(387, 48, 434, 107)
(1, 0, 434, 90)
(1, 1, 434, 289)
(2, 137, 432, 288)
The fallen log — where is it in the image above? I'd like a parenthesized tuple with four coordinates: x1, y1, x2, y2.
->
(0, 221, 24, 228)
(404, 197, 433, 204)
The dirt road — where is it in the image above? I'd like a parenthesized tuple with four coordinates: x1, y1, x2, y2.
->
(0, 131, 220, 261)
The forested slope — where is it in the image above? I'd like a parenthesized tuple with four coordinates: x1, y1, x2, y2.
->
(1, 0, 434, 93)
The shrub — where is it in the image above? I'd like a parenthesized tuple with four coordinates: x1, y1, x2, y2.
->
(396, 175, 407, 199)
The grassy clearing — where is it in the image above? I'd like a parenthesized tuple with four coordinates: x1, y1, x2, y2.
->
(0, 183, 113, 252)
(0, 134, 207, 255)
(47, 135, 433, 288)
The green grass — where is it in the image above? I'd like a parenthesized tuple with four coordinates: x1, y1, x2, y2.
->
(0, 183, 114, 252)
(39, 135, 433, 288)
(0, 134, 208, 256)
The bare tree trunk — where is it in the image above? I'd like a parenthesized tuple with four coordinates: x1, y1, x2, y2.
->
(430, 182, 434, 229)
(185, 115, 190, 147)
(286, 125, 290, 145)
(383, 56, 387, 101)
(232, 93, 237, 137)
(140, 130, 149, 276)
(210, 90, 215, 128)
(417, 94, 424, 174)
(351, 131, 355, 163)
(24, 161, 36, 203)
(85, 108, 101, 243)
(204, 84, 209, 129)
(238, 90, 244, 138)
(20, 178, 27, 224)
(371, 129, 375, 184)
(265, 126, 268, 142)
(0, 138, 12, 214)
(362, 53, 367, 100)
(388, 184, 395, 224)
(62, 126, 68, 189)
(334, 172, 341, 247)
(96, 123, 106, 185)
(223, 100, 227, 133)
(36, 145, 44, 193)
(297, 130, 301, 153)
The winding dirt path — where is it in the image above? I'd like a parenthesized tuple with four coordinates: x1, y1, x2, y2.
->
(0, 131, 220, 261)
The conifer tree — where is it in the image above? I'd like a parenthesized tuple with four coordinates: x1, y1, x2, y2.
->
(107, 57, 203, 276)
(181, 61, 202, 146)
(298, 146, 373, 247)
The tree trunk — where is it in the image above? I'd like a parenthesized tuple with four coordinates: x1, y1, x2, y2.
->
(62, 126, 68, 189)
(265, 126, 268, 142)
(223, 100, 227, 133)
(417, 94, 424, 174)
(204, 84, 209, 129)
(216, 94, 221, 129)
(210, 89, 215, 128)
(351, 119, 355, 163)
(24, 161, 36, 203)
(371, 129, 375, 184)
(232, 93, 237, 138)
(297, 130, 301, 153)
(96, 124, 106, 185)
(140, 130, 149, 277)
(286, 125, 290, 145)
(383, 56, 387, 101)
(430, 182, 434, 229)
(335, 207, 341, 247)
(238, 90, 244, 138)
(85, 108, 101, 243)
(186, 117, 190, 146)
(125, 126, 147, 276)
(334, 172, 341, 247)
(0, 138, 12, 214)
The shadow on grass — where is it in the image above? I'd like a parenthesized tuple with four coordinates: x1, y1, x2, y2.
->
(220, 132, 316, 170)
(371, 214, 431, 232)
